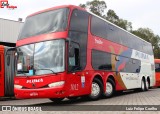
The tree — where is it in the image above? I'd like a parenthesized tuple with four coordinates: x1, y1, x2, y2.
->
(79, 0, 107, 17)
(79, 0, 160, 58)
(132, 28, 160, 58)
(80, 1, 132, 31)
(106, 9, 119, 24)
(117, 19, 132, 31)
(106, 9, 132, 31)
(79, 4, 86, 8)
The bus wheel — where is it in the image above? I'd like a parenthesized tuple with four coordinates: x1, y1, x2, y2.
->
(103, 78, 115, 98)
(141, 79, 146, 91)
(88, 78, 103, 100)
(145, 79, 149, 91)
(49, 98, 64, 103)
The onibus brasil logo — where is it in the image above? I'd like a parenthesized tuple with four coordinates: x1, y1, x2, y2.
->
(0, 0, 17, 9)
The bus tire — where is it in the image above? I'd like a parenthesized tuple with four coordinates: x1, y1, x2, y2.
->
(141, 79, 146, 91)
(145, 79, 149, 91)
(103, 78, 115, 98)
(88, 78, 103, 100)
(49, 98, 64, 103)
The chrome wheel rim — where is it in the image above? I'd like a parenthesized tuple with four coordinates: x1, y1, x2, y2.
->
(106, 82, 113, 95)
(91, 82, 100, 97)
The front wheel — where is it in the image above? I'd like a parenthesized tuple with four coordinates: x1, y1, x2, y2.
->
(88, 78, 103, 100)
(49, 98, 64, 103)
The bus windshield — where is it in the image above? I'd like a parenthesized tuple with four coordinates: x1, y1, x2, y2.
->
(18, 8, 69, 40)
(16, 39, 65, 76)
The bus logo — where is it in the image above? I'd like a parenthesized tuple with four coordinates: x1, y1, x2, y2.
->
(0, 0, 17, 9)
(135, 51, 149, 60)
(95, 38, 103, 45)
(32, 83, 36, 87)
(26, 78, 43, 83)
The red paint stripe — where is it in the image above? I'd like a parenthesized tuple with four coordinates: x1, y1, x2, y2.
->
(16, 31, 68, 47)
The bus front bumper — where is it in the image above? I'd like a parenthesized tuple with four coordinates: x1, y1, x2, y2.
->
(14, 87, 67, 99)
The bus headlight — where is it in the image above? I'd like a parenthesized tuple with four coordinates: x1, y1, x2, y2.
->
(48, 81, 65, 88)
(14, 84, 23, 89)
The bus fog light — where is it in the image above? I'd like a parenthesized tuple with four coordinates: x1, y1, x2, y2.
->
(48, 81, 65, 88)
(14, 84, 23, 89)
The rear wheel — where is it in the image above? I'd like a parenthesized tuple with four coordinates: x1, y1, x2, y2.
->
(49, 98, 64, 103)
(88, 78, 103, 100)
(141, 79, 146, 91)
(145, 79, 149, 91)
(103, 78, 115, 98)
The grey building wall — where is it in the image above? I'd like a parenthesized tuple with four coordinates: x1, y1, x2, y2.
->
(0, 18, 23, 44)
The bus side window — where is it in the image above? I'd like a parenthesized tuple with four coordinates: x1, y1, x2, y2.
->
(69, 43, 80, 71)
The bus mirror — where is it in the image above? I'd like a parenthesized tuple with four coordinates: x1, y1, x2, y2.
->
(66, 38, 74, 57)
(5, 47, 16, 55)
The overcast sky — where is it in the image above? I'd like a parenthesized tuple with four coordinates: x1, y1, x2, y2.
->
(0, 0, 160, 36)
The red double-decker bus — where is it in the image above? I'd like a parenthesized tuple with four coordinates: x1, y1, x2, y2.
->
(14, 5, 155, 102)
(154, 59, 160, 87)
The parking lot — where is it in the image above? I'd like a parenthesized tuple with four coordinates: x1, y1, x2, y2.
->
(1, 88, 160, 106)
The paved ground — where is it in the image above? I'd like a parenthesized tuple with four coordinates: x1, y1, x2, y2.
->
(1, 88, 160, 113)
(1, 88, 160, 105)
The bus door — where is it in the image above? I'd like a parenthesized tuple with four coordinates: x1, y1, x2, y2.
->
(4, 48, 15, 96)
(0, 52, 5, 97)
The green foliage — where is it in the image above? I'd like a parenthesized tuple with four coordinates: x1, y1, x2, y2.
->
(106, 9, 119, 24)
(132, 28, 160, 58)
(106, 9, 132, 31)
(80, 0, 107, 17)
(79, 4, 86, 8)
(79, 0, 160, 58)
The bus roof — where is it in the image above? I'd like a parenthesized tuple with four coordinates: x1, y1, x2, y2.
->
(28, 5, 86, 17)
(27, 5, 151, 46)
(88, 11, 151, 45)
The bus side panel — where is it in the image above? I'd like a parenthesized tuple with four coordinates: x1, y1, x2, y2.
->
(0, 50, 5, 97)
(155, 72, 160, 87)
(155, 60, 160, 87)
(4, 48, 15, 96)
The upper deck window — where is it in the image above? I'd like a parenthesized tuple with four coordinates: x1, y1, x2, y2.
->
(18, 8, 69, 40)
(91, 15, 153, 55)
(69, 9, 89, 33)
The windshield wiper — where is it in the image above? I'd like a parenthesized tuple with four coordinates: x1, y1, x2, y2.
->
(17, 71, 28, 77)
(35, 69, 58, 75)
(17, 71, 28, 74)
